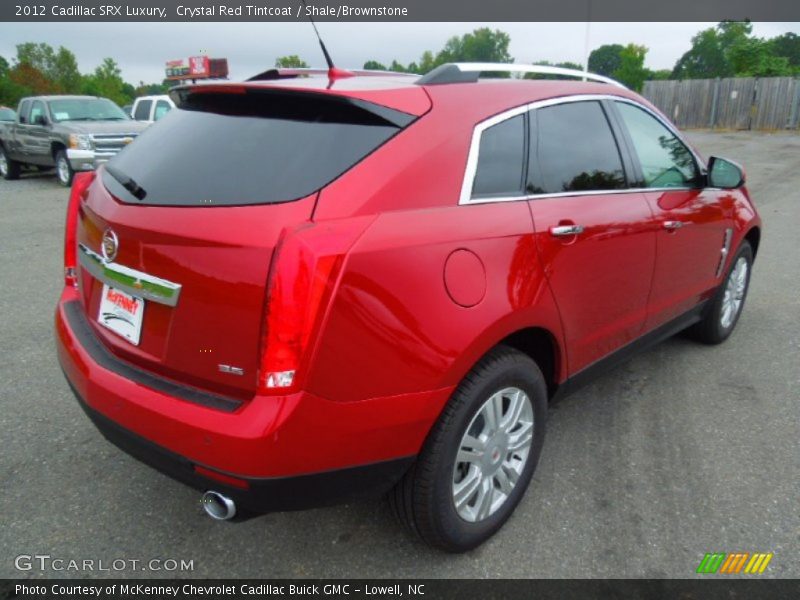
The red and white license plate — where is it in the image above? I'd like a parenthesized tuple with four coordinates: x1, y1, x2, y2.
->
(97, 284, 145, 345)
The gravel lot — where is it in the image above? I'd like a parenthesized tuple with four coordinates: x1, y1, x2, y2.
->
(0, 131, 798, 579)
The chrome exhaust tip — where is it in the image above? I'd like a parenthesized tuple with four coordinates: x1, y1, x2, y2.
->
(201, 491, 237, 521)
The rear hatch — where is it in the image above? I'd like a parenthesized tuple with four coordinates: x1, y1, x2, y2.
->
(74, 83, 419, 398)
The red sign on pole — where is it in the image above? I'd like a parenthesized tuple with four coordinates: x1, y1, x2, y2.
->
(189, 56, 210, 77)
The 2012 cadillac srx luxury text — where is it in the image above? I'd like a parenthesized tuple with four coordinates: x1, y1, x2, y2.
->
(55, 63, 761, 552)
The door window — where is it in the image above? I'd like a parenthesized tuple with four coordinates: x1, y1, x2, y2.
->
(133, 100, 152, 121)
(471, 114, 526, 198)
(18, 100, 31, 124)
(529, 101, 626, 194)
(29, 101, 46, 125)
(615, 101, 701, 189)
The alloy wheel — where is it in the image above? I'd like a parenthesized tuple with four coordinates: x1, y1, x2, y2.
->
(720, 256, 748, 329)
(452, 386, 534, 522)
(57, 156, 70, 185)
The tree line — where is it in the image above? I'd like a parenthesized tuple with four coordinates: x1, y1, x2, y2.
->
(2, 21, 798, 109)
(0, 43, 168, 108)
(282, 22, 800, 91)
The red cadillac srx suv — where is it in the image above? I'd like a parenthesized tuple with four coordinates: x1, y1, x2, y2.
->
(55, 63, 761, 552)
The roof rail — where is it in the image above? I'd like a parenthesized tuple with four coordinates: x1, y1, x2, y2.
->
(247, 67, 416, 81)
(416, 63, 627, 89)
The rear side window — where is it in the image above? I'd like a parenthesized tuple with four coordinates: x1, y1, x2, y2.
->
(104, 90, 411, 206)
(472, 114, 525, 198)
(529, 101, 626, 194)
(133, 100, 152, 121)
(615, 102, 701, 188)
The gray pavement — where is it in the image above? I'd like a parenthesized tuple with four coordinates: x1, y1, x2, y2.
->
(0, 131, 798, 578)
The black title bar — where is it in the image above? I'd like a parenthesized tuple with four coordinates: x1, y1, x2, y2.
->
(2, 0, 799, 22)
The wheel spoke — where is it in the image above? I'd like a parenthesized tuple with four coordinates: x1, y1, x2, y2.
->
(508, 421, 533, 452)
(474, 477, 494, 521)
(494, 464, 516, 495)
(453, 468, 482, 510)
(457, 446, 483, 464)
(500, 389, 525, 433)
(480, 394, 502, 433)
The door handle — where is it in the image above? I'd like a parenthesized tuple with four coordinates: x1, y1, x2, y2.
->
(663, 220, 686, 230)
(550, 224, 585, 237)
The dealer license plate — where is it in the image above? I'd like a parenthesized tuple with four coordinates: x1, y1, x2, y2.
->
(97, 284, 145, 345)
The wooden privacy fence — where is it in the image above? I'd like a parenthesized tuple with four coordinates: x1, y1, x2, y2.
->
(642, 77, 800, 131)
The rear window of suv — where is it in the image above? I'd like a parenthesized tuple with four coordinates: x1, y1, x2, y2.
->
(103, 89, 414, 206)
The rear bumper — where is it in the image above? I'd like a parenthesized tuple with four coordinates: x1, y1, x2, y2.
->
(55, 288, 451, 512)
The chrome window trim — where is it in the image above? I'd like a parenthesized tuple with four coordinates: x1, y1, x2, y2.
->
(459, 94, 706, 206)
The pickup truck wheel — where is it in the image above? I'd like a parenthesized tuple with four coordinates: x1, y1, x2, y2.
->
(389, 345, 547, 552)
(0, 145, 21, 180)
(55, 150, 74, 187)
(689, 241, 753, 345)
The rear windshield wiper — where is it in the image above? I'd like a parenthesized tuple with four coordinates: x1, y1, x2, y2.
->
(105, 165, 147, 200)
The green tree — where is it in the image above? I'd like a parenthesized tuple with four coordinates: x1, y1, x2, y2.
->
(672, 28, 730, 79)
(646, 69, 672, 81)
(0, 55, 8, 78)
(523, 60, 584, 79)
(728, 37, 793, 76)
(438, 28, 512, 65)
(613, 44, 649, 91)
(275, 55, 309, 68)
(363, 27, 512, 76)
(15, 42, 81, 93)
(81, 58, 131, 105)
(588, 44, 624, 77)
(767, 32, 800, 68)
(362, 60, 387, 71)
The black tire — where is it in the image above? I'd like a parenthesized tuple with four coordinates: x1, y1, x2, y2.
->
(390, 345, 548, 552)
(688, 241, 753, 345)
(55, 149, 74, 187)
(0, 145, 21, 180)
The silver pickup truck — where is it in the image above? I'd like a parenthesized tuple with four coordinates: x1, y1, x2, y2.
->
(0, 95, 148, 186)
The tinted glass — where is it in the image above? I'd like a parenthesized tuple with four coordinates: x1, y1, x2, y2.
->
(29, 101, 46, 124)
(49, 98, 129, 122)
(530, 101, 626, 194)
(472, 114, 525, 197)
(616, 102, 700, 188)
(154, 100, 172, 121)
(103, 91, 406, 206)
(134, 100, 152, 121)
(0, 108, 15, 121)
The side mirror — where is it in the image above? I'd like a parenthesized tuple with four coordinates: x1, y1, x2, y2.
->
(707, 156, 745, 189)
(33, 114, 48, 126)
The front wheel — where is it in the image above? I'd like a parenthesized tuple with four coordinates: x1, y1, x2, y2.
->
(390, 346, 548, 552)
(0, 145, 21, 180)
(55, 149, 74, 187)
(689, 241, 753, 344)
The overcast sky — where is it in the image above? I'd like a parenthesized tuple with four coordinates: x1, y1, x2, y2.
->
(0, 22, 797, 84)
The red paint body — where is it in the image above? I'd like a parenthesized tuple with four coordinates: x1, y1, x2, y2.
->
(55, 75, 761, 495)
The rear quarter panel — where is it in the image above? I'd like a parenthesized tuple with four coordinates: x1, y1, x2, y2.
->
(306, 202, 565, 403)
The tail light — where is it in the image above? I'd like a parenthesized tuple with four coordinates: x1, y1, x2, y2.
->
(64, 171, 95, 287)
(257, 219, 372, 394)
